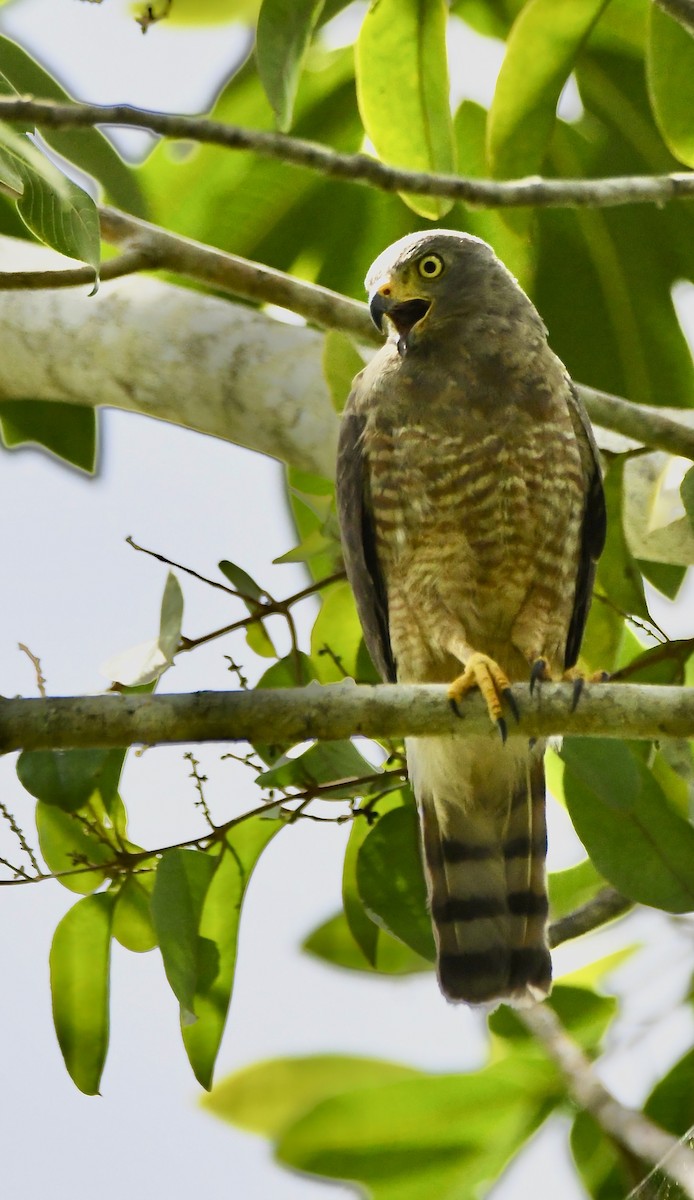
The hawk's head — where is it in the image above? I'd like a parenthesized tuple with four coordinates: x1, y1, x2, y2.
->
(365, 230, 531, 356)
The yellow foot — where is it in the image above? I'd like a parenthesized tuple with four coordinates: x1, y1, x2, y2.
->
(530, 659, 610, 712)
(448, 652, 519, 743)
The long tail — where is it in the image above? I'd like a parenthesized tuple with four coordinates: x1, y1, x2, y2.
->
(407, 734, 551, 1007)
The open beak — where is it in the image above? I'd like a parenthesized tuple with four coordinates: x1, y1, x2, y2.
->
(369, 289, 431, 338)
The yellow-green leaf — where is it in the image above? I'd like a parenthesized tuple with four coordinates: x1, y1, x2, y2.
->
(488, 0, 612, 179)
(256, 0, 326, 130)
(356, 0, 455, 219)
(50, 891, 115, 1094)
(647, 4, 694, 167)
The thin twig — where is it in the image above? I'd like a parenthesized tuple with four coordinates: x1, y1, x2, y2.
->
(17, 643, 47, 698)
(549, 886, 632, 948)
(519, 1003, 694, 1198)
(0, 246, 154, 290)
(1, 97, 694, 209)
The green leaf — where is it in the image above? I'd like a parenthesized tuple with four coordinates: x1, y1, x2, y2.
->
(310, 579, 376, 682)
(276, 1057, 559, 1197)
(50, 891, 115, 1094)
(570, 1110, 631, 1199)
(256, 738, 376, 795)
(218, 559, 276, 657)
(596, 456, 651, 623)
(356, 804, 435, 961)
(205, 1054, 421, 1137)
(342, 786, 407, 966)
(36, 801, 114, 894)
(158, 571, 184, 662)
(0, 400, 97, 473)
(183, 816, 281, 1088)
(322, 329, 363, 414)
(548, 857, 604, 920)
(17, 747, 124, 814)
(647, 4, 694, 167)
(150, 849, 218, 1019)
(638, 559, 687, 601)
(256, 0, 326, 131)
(645, 1046, 694, 1136)
(0, 118, 100, 274)
(355, 0, 456, 219)
(488, 0, 612, 178)
(0, 35, 145, 214)
(561, 739, 694, 912)
(303, 910, 432, 975)
(113, 874, 157, 953)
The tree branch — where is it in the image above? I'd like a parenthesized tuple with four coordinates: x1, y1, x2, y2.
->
(548, 887, 632, 948)
(2, 96, 694, 209)
(654, 0, 694, 36)
(520, 1002, 694, 1198)
(1, 682, 694, 752)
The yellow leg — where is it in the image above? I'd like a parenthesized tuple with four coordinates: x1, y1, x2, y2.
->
(448, 652, 519, 743)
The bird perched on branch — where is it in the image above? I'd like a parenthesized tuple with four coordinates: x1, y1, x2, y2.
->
(336, 231, 605, 1007)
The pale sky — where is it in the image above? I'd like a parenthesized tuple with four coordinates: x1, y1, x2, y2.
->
(1, 3, 693, 1198)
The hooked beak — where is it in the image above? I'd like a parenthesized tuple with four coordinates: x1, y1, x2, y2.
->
(369, 289, 431, 338)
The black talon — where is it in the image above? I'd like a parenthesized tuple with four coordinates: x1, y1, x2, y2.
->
(496, 716, 508, 745)
(571, 676, 584, 712)
(502, 686, 520, 724)
(449, 697, 463, 718)
(529, 658, 548, 695)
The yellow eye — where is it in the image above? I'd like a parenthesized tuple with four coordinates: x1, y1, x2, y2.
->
(417, 253, 444, 279)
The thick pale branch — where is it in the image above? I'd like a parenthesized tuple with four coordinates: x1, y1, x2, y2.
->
(1, 96, 694, 209)
(1, 682, 693, 752)
(520, 1003, 694, 1197)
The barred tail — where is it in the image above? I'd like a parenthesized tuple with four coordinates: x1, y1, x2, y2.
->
(407, 735, 551, 1007)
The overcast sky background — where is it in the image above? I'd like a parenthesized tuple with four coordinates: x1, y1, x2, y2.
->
(1, 3, 694, 1197)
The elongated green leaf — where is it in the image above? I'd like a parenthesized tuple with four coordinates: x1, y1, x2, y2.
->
(17, 747, 124, 814)
(36, 801, 113, 894)
(596, 457, 650, 623)
(647, 4, 694, 167)
(0, 399, 97, 473)
(562, 739, 694, 912)
(342, 786, 407, 966)
(50, 891, 115, 1094)
(205, 1054, 421, 1137)
(158, 571, 184, 662)
(310, 580, 374, 682)
(218, 559, 276, 657)
(150, 849, 218, 1018)
(0, 34, 145, 214)
(645, 1047, 694, 1135)
(488, 0, 612, 178)
(356, 0, 455, 219)
(256, 0, 325, 131)
(303, 910, 431, 975)
(276, 1057, 559, 1197)
(571, 1110, 630, 1199)
(113, 874, 157, 953)
(182, 817, 281, 1088)
(256, 739, 375, 795)
(356, 804, 435, 961)
(0, 117, 100, 272)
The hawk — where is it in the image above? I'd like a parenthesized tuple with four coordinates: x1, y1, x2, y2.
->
(336, 231, 605, 1007)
